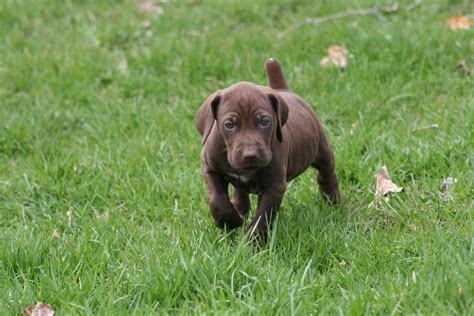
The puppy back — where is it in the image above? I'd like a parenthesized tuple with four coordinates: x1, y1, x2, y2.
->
(265, 58, 289, 91)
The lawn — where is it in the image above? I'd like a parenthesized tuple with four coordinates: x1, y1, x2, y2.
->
(0, 0, 472, 314)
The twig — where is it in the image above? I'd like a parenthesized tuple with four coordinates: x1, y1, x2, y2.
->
(412, 124, 439, 132)
(277, 0, 422, 39)
(405, 0, 423, 11)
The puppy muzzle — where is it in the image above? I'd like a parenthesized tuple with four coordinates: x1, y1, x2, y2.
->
(229, 144, 271, 170)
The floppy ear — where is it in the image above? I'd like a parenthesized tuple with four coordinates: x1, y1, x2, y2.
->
(268, 93, 289, 143)
(195, 92, 221, 145)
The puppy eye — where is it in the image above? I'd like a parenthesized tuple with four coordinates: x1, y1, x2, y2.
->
(260, 117, 271, 127)
(224, 120, 235, 130)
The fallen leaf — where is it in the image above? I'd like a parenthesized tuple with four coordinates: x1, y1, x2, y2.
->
(448, 16, 472, 31)
(320, 45, 349, 69)
(375, 165, 403, 198)
(117, 54, 129, 76)
(440, 177, 457, 193)
(23, 302, 55, 316)
(51, 229, 60, 238)
(23, 306, 33, 315)
(436, 94, 446, 103)
(349, 122, 358, 135)
(457, 60, 471, 76)
(138, 1, 164, 15)
(189, 30, 204, 37)
(142, 19, 152, 28)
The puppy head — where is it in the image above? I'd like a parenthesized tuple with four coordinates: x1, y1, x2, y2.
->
(196, 82, 288, 170)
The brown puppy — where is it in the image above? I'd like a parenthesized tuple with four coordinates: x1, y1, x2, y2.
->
(196, 58, 340, 237)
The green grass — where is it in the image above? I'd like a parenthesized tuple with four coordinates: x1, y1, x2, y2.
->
(1, 0, 473, 314)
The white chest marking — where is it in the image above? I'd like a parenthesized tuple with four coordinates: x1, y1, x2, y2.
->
(227, 173, 251, 184)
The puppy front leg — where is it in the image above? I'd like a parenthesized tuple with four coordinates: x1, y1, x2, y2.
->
(204, 170, 244, 229)
(232, 187, 251, 218)
(247, 184, 285, 238)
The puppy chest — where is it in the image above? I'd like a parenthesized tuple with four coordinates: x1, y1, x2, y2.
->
(225, 173, 261, 193)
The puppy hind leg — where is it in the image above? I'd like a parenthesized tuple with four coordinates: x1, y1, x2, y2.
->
(311, 140, 341, 205)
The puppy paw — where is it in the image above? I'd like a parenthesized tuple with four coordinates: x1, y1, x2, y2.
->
(245, 216, 269, 241)
(210, 202, 244, 230)
(321, 187, 341, 205)
(232, 200, 250, 218)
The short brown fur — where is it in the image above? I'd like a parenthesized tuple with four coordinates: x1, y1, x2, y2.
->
(196, 58, 340, 237)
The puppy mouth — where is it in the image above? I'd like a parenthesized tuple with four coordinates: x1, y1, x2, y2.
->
(242, 165, 259, 170)
(228, 159, 261, 170)
(235, 160, 268, 170)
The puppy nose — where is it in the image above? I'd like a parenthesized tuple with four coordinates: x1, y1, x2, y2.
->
(242, 148, 258, 161)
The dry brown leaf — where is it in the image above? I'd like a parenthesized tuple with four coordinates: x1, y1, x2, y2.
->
(23, 302, 55, 316)
(448, 16, 472, 31)
(440, 177, 457, 193)
(457, 60, 471, 76)
(117, 54, 129, 76)
(320, 45, 349, 69)
(142, 19, 152, 28)
(51, 229, 60, 238)
(375, 165, 403, 198)
(138, 1, 164, 15)
(23, 306, 34, 316)
(349, 122, 358, 135)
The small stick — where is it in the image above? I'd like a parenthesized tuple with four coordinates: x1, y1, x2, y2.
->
(412, 124, 439, 132)
(277, 0, 422, 39)
(405, 0, 423, 11)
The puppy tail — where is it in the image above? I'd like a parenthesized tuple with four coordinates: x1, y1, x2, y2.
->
(265, 58, 289, 91)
